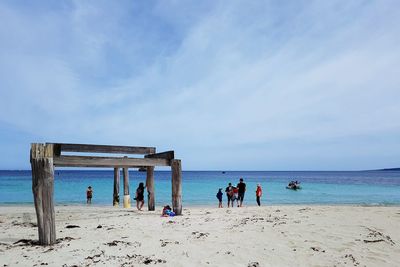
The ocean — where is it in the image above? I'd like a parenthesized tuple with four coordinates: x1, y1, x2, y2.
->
(1, 170, 400, 207)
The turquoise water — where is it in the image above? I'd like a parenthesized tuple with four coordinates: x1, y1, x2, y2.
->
(0, 170, 400, 206)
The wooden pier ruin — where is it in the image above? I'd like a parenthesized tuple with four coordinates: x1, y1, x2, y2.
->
(30, 143, 182, 246)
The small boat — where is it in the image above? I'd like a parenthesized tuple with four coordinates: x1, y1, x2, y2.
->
(286, 181, 301, 190)
(286, 184, 301, 190)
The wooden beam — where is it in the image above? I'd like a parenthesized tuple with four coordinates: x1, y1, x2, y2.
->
(31, 143, 56, 245)
(145, 150, 174, 160)
(171, 159, 182, 215)
(48, 143, 156, 155)
(113, 168, 120, 206)
(53, 155, 170, 167)
(146, 166, 155, 211)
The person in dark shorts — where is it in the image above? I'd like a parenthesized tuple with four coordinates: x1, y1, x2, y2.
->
(216, 188, 223, 208)
(237, 178, 246, 207)
(135, 182, 145, 210)
(256, 184, 262, 206)
(86, 186, 93, 204)
(225, 183, 234, 208)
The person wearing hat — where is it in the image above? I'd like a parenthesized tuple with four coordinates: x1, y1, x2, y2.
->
(256, 184, 262, 206)
(86, 186, 93, 204)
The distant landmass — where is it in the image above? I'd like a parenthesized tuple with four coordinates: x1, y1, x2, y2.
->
(376, 168, 400, 171)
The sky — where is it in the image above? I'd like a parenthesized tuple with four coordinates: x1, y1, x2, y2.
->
(0, 0, 399, 170)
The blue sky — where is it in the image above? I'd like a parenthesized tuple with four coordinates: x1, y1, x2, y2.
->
(0, 0, 399, 170)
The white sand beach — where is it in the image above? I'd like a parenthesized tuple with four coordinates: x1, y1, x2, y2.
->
(1, 205, 399, 266)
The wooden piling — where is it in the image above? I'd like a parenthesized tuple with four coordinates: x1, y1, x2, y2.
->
(31, 143, 56, 245)
(146, 166, 155, 211)
(171, 159, 182, 215)
(113, 168, 120, 206)
(123, 167, 130, 208)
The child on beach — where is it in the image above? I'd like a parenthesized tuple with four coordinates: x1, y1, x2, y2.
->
(161, 205, 175, 217)
(86, 186, 93, 204)
(232, 186, 239, 207)
(135, 182, 145, 211)
(216, 188, 223, 208)
(256, 184, 262, 206)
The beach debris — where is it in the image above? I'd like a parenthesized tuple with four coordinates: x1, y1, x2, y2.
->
(298, 207, 311, 212)
(160, 239, 179, 247)
(85, 250, 105, 260)
(13, 239, 38, 246)
(104, 240, 141, 248)
(11, 221, 37, 227)
(248, 262, 260, 267)
(363, 227, 395, 246)
(57, 237, 75, 243)
(126, 254, 166, 264)
(96, 225, 102, 229)
(191, 231, 209, 239)
(65, 225, 80, 229)
(344, 254, 360, 266)
(310, 247, 325, 253)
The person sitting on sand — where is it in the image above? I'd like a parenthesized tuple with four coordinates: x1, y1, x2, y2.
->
(225, 183, 234, 208)
(135, 182, 145, 211)
(216, 188, 223, 208)
(161, 205, 175, 217)
(256, 184, 262, 206)
(86, 186, 93, 204)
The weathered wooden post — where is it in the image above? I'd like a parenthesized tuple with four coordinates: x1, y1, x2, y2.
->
(30, 143, 56, 245)
(171, 159, 182, 215)
(123, 167, 130, 208)
(146, 166, 155, 211)
(113, 167, 120, 206)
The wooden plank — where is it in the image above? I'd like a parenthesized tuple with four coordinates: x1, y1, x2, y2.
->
(31, 144, 56, 246)
(53, 155, 170, 167)
(113, 168, 120, 206)
(48, 143, 156, 155)
(146, 166, 155, 211)
(171, 159, 182, 215)
(145, 150, 174, 160)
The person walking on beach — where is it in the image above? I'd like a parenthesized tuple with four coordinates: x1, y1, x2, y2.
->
(225, 183, 234, 208)
(86, 186, 93, 204)
(237, 178, 246, 207)
(216, 188, 223, 208)
(256, 184, 262, 206)
(135, 182, 145, 211)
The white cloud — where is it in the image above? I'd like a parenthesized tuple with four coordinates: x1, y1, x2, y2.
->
(0, 0, 399, 169)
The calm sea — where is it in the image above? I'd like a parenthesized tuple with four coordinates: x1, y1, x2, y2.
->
(1, 170, 400, 206)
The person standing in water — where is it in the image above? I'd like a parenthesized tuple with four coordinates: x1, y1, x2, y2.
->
(135, 182, 145, 211)
(86, 186, 93, 204)
(256, 184, 262, 206)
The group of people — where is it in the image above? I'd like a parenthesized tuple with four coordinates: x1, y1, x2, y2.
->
(86, 177, 264, 210)
(86, 183, 146, 211)
(216, 178, 263, 208)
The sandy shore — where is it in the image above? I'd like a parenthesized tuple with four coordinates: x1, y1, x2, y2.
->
(0, 205, 399, 267)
